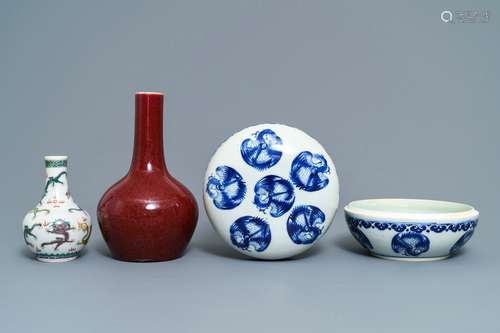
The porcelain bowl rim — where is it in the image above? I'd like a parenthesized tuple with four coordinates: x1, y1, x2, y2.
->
(344, 198, 479, 223)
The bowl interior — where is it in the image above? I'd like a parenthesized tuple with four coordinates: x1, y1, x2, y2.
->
(345, 199, 478, 222)
(348, 199, 473, 215)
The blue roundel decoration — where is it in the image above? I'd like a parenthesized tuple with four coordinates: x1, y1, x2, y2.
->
(204, 124, 339, 259)
(206, 166, 246, 210)
(230, 216, 271, 252)
(254, 175, 295, 217)
(287, 205, 326, 244)
(290, 151, 330, 192)
(240, 129, 283, 170)
(348, 225, 373, 250)
(391, 232, 430, 256)
(449, 230, 474, 254)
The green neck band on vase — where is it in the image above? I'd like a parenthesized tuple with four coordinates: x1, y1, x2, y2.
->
(45, 160, 68, 168)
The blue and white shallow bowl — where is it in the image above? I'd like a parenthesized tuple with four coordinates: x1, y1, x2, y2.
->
(204, 124, 339, 260)
(344, 199, 479, 261)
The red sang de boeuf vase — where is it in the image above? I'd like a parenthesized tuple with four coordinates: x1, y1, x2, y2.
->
(97, 92, 198, 262)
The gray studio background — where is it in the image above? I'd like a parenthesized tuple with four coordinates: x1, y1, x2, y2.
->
(1, 1, 499, 332)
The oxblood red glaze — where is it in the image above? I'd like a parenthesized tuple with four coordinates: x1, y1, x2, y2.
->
(97, 92, 198, 262)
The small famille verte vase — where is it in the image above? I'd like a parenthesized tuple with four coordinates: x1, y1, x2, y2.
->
(97, 92, 198, 262)
(22, 156, 91, 262)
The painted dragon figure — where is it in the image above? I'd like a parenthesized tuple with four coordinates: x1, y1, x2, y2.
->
(41, 219, 74, 250)
(23, 224, 41, 247)
(44, 171, 67, 193)
(77, 222, 92, 245)
(30, 207, 50, 219)
(68, 206, 84, 213)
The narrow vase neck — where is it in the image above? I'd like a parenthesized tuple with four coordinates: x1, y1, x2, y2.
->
(44, 157, 69, 198)
(130, 93, 168, 174)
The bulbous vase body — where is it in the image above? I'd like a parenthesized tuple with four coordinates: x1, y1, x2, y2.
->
(22, 156, 91, 262)
(97, 92, 198, 262)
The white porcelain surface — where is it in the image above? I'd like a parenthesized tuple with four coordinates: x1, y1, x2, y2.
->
(204, 124, 339, 259)
(344, 199, 479, 261)
(22, 156, 91, 262)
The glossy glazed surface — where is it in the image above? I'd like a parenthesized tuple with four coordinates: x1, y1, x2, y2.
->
(344, 199, 479, 261)
(203, 124, 339, 260)
(97, 93, 198, 261)
(22, 156, 91, 262)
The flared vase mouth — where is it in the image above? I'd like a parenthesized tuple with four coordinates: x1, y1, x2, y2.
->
(135, 91, 164, 95)
(44, 155, 68, 161)
(344, 198, 479, 223)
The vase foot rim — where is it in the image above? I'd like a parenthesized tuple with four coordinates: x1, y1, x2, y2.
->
(110, 254, 183, 262)
(36, 256, 79, 263)
(371, 253, 450, 262)
(112, 258, 182, 262)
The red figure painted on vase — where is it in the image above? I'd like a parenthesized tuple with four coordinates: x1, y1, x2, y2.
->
(97, 92, 198, 261)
